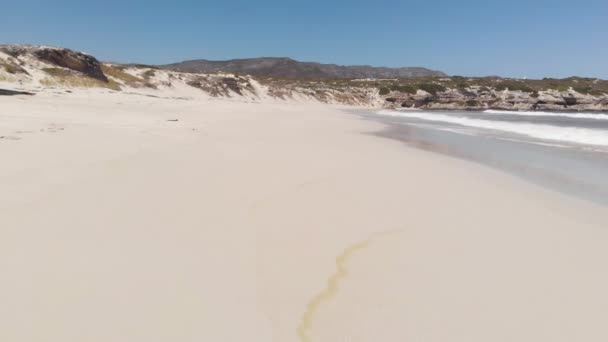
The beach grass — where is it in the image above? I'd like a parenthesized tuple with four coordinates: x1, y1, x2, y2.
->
(41, 69, 121, 90)
(101, 64, 157, 89)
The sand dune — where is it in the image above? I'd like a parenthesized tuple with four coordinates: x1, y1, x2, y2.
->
(1, 90, 607, 341)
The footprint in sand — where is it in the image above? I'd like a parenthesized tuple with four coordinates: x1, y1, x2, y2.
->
(44, 124, 65, 133)
(1, 130, 37, 142)
(0, 135, 22, 141)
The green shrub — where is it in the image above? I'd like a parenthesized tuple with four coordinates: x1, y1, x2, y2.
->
(455, 82, 468, 90)
(389, 84, 417, 94)
(0, 57, 28, 74)
(142, 69, 156, 80)
(1, 63, 18, 74)
(494, 81, 534, 93)
(40, 67, 121, 90)
(378, 87, 390, 95)
(101, 64, 154, 89)
(573, 86, 589, 94)
(42, 67, 73, 77)
(417, 83, 446, 95)
(572, 86, 603, 96)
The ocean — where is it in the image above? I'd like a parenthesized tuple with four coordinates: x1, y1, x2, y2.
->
(362, 109, 608, 205)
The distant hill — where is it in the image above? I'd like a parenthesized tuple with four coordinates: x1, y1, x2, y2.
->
(160, 57, 446, 79)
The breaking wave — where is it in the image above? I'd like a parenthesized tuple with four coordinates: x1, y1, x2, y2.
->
(484, 110, 608, 120)
(377, 110, 608, 146)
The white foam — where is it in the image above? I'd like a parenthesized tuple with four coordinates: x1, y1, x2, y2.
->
(484, 109, 608, 120)
(377, 110, 608, 146)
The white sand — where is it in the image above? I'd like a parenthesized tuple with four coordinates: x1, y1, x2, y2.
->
(1, 91, 607, 341)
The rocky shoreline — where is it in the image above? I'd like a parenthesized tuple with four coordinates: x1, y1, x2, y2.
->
(382, 87, 608, 112)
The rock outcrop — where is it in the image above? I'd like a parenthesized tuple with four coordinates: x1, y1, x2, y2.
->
(380, 84, 608, 112)
(0, 45, 108, 82)
(375, 76, 608, 111)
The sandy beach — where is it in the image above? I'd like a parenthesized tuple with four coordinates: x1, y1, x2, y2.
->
(2, 91, 608, 341)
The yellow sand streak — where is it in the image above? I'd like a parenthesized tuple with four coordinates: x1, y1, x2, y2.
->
(297, 231, 399, 342)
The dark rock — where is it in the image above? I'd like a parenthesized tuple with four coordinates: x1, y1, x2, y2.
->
(34, 48, 108, 82)
(0, 89, 35, 96)
(562, 96, 577, 106)
(413, 99, 431, 108)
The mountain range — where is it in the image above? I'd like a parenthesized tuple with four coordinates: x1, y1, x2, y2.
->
(160, 57, 446, 79)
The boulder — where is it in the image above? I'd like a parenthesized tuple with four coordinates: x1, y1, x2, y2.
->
(562, 96, 577, 106)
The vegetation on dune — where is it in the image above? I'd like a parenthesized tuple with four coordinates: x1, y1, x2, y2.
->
(494, 80, 534, 93)
(40, 77, 120, 90)
(101, 64, 156, 89)
(1, 57, 27, 74)
(571, 85, 605, 96)
(187, 76, 245, 97)
(0, 74, 13, 82)
(41, 67, 121, 90)
(1, 62, 20, 74)
(42, 67, 74, 77)
(416, 83, 447, 95)
(361, 76, 608, 97)
(531, 77, 608, 95)
(142, 69, 156, 80)
(390, 84, 417, 94)
(374, 82, 445, 95)
(125, 63, 161, 70)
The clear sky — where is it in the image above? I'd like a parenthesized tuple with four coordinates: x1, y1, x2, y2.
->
(2, 0, 607, 79)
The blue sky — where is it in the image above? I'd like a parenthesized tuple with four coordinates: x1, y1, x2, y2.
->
(2, 0, 607, 78)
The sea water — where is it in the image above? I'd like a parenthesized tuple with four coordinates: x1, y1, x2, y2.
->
(362, 109, 608, 205)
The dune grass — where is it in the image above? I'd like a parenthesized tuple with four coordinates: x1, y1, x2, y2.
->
(41, 68, 121, 90)
(1, 62, 20, 74)
(1, 57, 27, 74)
(101, 64, 156, 89)
(42, 67, 73, 77)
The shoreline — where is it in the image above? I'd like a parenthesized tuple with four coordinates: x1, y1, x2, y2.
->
(2, 92, 608, 341)
(352, 109, 608, 206)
